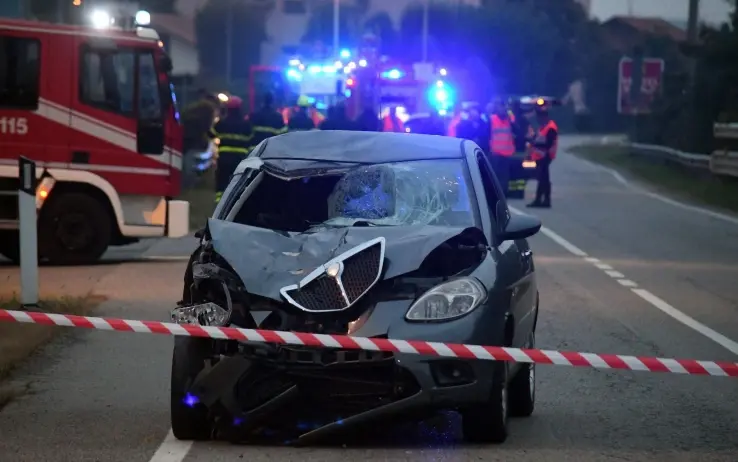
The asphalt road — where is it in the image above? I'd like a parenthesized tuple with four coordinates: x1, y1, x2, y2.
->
(1, 135, 737, 462)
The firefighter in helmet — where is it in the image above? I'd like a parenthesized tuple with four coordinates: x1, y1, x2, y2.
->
(288, 95, 316, 131)
(209, 95, 253, 203)
(248, 92, 287, 148)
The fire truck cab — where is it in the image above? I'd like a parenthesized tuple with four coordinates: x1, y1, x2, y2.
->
(0, 18, 188, 264)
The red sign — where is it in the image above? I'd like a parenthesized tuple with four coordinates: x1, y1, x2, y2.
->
(617, 57, 665, 115)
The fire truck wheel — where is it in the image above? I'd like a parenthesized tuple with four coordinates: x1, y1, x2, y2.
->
(38, 193, 112, 265)
(0, 230, 20, 264)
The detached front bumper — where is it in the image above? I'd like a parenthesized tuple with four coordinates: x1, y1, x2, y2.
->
(183, 297, 508, 443)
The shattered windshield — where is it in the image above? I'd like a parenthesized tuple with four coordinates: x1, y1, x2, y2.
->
(233, 159, 475, 232)
(322, 159, 474, 227)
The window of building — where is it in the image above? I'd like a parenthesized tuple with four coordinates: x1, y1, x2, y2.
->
(283, 0, 307, 14)
(0, 36, 40, 109)
(79, 46, 135, 115)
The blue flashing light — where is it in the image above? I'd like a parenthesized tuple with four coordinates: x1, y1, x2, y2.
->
(428, 80, 454, 112)
(307, 65, 321, 74)
(286, 69, 302, 81)
(381, 69, 404, 80)
(183, 393, 199, 408)
(340, 49, 351, 59)
(321, 65, 337, 74)
(288, 58, 300, 66)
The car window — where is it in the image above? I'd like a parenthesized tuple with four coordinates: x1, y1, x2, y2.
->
(80, 47, 135, 116)
(137, 52, 162, 121)
(475, 151, 505, 219)
(0, 36, 40, 109)
(232, 159, 475, 232)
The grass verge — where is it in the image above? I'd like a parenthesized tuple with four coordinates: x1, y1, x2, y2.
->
(568, 144, 738, 214)
(0, 294, 105, 410)
(179, 168, 216, 230)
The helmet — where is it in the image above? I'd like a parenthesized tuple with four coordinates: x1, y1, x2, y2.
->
(226, 96, 243, 109)
(297, 95, 311, 107)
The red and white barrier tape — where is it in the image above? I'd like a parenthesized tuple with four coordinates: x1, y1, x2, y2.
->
(1, 309, 736, 377)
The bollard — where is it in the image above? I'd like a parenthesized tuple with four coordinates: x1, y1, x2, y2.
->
(18, 156, 38, 308)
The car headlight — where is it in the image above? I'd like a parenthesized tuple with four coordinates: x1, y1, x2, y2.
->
(405, 278, 487, 322)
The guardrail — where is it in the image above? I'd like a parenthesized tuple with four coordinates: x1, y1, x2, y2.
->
(710, 123, 738, 178)
(621, 123, 738, 178)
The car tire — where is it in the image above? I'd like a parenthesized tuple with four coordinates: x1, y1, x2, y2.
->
(461, 361, 508, 444)
(171, 337, 214, 441)
(38, 193, 111, 265)
(508, 330, 536, 417)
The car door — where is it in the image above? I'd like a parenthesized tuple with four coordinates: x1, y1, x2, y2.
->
(474, 151, 535, 348)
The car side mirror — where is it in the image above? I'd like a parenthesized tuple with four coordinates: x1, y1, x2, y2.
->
(137, 119, 165, 155)
(497, 213, 541, 242)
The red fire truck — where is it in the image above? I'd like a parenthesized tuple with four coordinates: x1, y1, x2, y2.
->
(0, 18, 189, 264)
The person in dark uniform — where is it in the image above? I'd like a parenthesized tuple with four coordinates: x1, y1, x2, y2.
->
(319, 102, 360, 131)
(287, 95, 316, 131)
(248, 92, 287, 148)
(209, 96, 253, 203)
(455, 103, 490, 152)
(527, 100, 558, 208)
(355, 103, 380, 131)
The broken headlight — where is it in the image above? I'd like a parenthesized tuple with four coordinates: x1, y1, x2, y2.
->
(405, 278, 486, 322)
(172, 302, 231, 326)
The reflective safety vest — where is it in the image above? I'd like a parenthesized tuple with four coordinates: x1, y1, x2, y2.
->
(310, 110, 325, 127)
(382, 115, 404, 132)
(530, 120, 558, 161)
(448, 115, 462, 137)
(490, 114, 515, 156)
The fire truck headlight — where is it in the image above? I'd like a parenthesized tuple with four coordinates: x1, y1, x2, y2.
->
(217, 93, 229, 103)
(90, 10, 112, 28)
(135, 10, 151, 26)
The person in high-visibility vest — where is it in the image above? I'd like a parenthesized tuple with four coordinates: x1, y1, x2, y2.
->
(208, 96, 253, 204)
(382, 106, 404, 132)
(489, 98, 516, 197)
(309, 105, 325, 127)
(527, 99, 558, 208)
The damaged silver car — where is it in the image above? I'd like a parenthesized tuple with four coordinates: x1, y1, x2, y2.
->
(170, 130, 542, 445)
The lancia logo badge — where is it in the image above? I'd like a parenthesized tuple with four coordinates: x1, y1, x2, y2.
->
(326, 262, 341, 278)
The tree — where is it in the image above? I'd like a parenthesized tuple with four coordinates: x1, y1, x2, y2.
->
(300, 1, 369, 54)
(363, 11, 398, 56)
(195, 0, 271, 92)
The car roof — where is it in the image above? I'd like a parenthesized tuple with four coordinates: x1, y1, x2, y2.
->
(260, 130, 465, 163)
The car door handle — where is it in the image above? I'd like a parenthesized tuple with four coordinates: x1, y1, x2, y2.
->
(521, 249, 532, 259)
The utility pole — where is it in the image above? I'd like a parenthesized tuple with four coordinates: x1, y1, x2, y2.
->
(333, 0, 340, 58)
(226, 0, 233, 89)
(687, 0, 700, 83)
(421, 0, 429, 62)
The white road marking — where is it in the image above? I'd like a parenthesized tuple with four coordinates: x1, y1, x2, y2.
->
(509, 205, 738, 357)
(148, 430, 193, 462)
(574, 153, 738, 226)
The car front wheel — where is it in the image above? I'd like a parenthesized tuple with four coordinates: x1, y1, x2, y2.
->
(171, 337, 213, 441)
(461, 361, 508, 444)
(508, 330, 536, 417)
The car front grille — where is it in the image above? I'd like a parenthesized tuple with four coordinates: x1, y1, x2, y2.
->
(280, 237, 385, 312)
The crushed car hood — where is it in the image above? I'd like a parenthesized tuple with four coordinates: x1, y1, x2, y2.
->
(207, 218, 480, 302)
